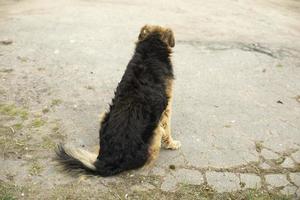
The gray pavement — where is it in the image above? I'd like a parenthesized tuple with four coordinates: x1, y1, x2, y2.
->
(0, 0, 300, 199)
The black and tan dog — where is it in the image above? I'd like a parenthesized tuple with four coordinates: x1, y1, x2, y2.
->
(56, 25, 181, 177)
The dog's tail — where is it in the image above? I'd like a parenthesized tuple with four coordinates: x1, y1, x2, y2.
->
(55, 144, 98, 173)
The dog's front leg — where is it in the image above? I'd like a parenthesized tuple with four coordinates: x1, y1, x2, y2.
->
(161, 103, 181, 150)
(161, 79, 181, 150)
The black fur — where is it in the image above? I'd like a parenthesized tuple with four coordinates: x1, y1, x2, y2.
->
(56, 33, 174, 177)
(56, 144, 96, 174)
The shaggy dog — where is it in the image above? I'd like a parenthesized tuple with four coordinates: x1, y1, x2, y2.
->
(56, 25, 181, 177)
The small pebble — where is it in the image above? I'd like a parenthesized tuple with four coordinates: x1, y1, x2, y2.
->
(277, 100, 283, 104)
(0, 39, 13, 45)
(169, 164, 176, 170)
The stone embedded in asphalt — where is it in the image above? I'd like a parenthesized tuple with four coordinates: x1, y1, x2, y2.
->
(296, 189, 300, 199)
(149, 166, 166, 176)
(160, 169, 203, 192)
(265, 174, 289, 187)
(281, 157, 294, 168)
(131, 182, 156, 192)
(174, 169, 204, 185)
(161, 175, 177, 192)
(291, 151, 300, 163)
(206, 172, 240, 192)
(240, 174, 261, 188)
(290, 173, 300, 187)
(281, 184, 297, 196)
(261, 149, 279, 159)
(260, 162, 271, 169)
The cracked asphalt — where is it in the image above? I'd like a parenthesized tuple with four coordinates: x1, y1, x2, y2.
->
(0, 0, 300, 199)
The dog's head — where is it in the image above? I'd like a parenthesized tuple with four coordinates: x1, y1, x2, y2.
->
(138, 25, 175, 48)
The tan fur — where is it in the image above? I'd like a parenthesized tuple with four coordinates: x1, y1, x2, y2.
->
(146, 79, 181, 166)
(62, 145, 98, 170)
(161, 79, 181, 149)
(99, 111, 106, 123)
(145, 125, 164, 167)
(138, 25, 175, 48)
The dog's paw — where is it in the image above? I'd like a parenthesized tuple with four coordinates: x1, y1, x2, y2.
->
(164, 140, 181, 150)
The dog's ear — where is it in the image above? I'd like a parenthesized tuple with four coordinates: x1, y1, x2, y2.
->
(138, 25, 150, 41)
(163, 28, 175, 48)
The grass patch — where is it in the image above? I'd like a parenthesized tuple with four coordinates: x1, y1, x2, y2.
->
(12, 123, 23, 130)
(52, 126, 59, 133)
(0, 69, 13, 73)
(0, 104, 28, 120)
(167, 184, 293, 200)
(31, 118, 46, 128)
(0, 183, 17, 200)
(0, 126, 28, 158)
(0, 104, 18, 116)
(255, 141, 263, 153)
(50, 183, 115, 200)
(41, 136, 56, 150)
(42, 108, 50, 114)
(217, 188, 292, 200)
(103, 179, 294, 200)
(17, 56, 28, 62)
(29, 161, 44, 176)
(0, 182, 33, 200)
(51, 99, 62, 107)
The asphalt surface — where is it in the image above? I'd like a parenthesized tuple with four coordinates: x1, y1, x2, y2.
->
(0, 0, 300, 199)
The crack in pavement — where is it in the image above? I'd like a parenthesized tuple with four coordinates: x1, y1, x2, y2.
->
(177, 40, 300, 59)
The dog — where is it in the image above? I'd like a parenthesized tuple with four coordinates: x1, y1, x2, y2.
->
(55, 25, 181, 177)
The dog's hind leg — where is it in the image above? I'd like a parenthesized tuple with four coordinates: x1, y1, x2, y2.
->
(161, 79, 181, 150)
(145, 125, 164, 167)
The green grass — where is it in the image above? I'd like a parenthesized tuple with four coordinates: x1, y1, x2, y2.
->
(170, 184, 293, 200)
(0, 125, 28, 158)
(0, 104, 28, 120)
(29, 161, 44, 176)
(41, 136, 56, 150)
(42, 108, 50, 114)
(0, 183, 17, 200)
(255, 141, 263, 153)
(31, 118, 46, 128)
(0, 69, 13, 73)
(51, 99, 62, 107)
(12, 123, 23, 130)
